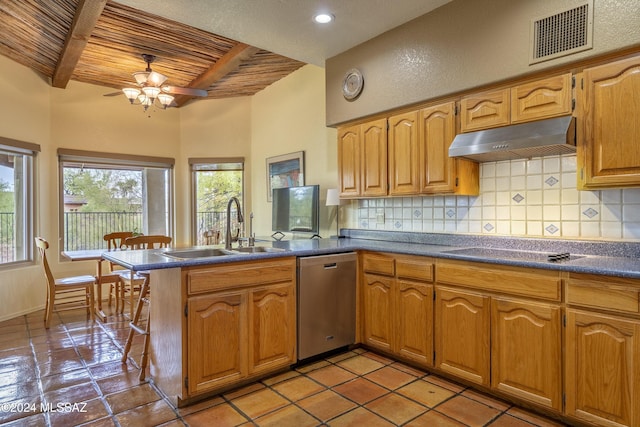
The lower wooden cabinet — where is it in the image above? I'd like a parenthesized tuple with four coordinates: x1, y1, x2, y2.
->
(491, 297, 562, 411)
(149, 257, 303, 407)
(187, 271, 296, 395)
(565, 309, 640, 427)
(188, 290, 247, 393)
(248, 283, 296, 375)
(361, 253, 434, 366)
(435, 286, 490, 386)
(396, 280, 433, 365)
(435, 259, 563, 411)
(362, 271, 394, 352)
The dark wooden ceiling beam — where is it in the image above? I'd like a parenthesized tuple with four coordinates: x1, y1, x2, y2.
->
(52, 0, 107, 88)
(173, 43, 261, 106)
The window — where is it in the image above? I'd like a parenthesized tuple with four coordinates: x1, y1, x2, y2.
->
(190, 158, 244, 245)
(0, 137, 39, 266)
(58, 149, 174, 251)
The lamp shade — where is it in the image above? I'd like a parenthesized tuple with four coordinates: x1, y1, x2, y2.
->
(326, 188, 340, 206)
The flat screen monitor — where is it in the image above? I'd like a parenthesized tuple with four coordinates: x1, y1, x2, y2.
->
(272, 185, 320, 235)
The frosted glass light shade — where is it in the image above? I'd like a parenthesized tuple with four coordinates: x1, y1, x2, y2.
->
(157, 93, 174, 109)
(122, 88, 141, 103)
(142, 86, 161, 100)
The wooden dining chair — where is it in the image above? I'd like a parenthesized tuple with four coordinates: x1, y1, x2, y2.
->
(203, 229, 220, 245)
(103, 231, 134, 312)
(35, 237, 96, 329)
(118, 235, 172, 319)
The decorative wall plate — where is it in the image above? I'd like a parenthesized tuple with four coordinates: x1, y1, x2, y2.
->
(342, 68, 364, 100)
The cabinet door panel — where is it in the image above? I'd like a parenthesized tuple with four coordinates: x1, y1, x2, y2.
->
(491, 298, 562, 410)
(188, 292, 247, 393)
(435, 287, 490, 386)
(396, 281, 433, 366)
(419, 102, 456, 193)
(361, 119, 388, 197)
(580, 56, 640, 188)
(249, 283, 296, 375)
(388, 111, 419, 195)
(460, 89, 510, 132)
(566, 309, 640, 427)
(362, 273, 394, 352)
(511, 74, 572, 124)
(338, 125, 361, 197)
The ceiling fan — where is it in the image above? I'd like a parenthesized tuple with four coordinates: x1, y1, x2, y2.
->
(107, 54, 208, 110)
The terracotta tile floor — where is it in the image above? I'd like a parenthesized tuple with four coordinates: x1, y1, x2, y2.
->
(0, 305, 569, 427)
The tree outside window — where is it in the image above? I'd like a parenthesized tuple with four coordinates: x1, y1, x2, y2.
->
(192, 158, 244, 246)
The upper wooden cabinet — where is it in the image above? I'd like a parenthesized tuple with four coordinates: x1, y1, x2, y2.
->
(338, 102, 479, 198)
(388, 111, 420, 195)
(460, 73, 572, 133)
(338, 119, 387, 197)
(577, 55, 640, 189)
(419, 102, 478, 195)
(511, 73, 573, 124)
(460, 88, 510, 132)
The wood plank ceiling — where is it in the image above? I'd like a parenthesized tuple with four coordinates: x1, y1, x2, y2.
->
(0, 0, 306, 106)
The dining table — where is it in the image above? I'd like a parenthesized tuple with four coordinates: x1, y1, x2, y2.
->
(61, 249, 122, 322)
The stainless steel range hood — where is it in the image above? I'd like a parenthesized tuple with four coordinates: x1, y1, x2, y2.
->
(449, 115, 576, 162)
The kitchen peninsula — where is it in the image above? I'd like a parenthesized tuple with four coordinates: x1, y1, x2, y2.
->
(104, 231, 640, 426)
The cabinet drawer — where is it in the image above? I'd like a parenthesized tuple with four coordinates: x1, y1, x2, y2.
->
(436, 259, 561, 301)
(396, 256, 434, 282)
(362, 253, 395, 276)
(186, 257, 296, 295)
(567, 273, 640, 314)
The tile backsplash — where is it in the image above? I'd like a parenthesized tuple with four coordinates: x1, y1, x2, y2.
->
(347, 155, 640, 241)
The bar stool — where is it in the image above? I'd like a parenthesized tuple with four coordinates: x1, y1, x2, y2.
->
(121, 271, 151, 381)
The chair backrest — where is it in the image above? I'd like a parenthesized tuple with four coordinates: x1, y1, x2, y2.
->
(124, 235, 172, 250)
(203, 229, 220, 245)
(35, 237, 55, 290)
(104, 232, 134, 250)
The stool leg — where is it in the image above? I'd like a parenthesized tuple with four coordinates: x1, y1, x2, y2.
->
(139, 302, 151, 381)
(121, 281, 149, 363)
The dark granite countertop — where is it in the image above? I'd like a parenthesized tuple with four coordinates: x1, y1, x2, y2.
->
(101, 229, 640, 279)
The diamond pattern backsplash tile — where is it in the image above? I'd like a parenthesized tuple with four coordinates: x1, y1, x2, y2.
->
(349, 154, 640, 241)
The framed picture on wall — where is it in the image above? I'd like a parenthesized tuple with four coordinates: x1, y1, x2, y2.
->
(266, 151, 305, 202)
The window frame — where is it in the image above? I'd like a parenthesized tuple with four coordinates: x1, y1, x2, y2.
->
(0, 136, 39, 269)
(189, 157, 245, 246)
(57, 149, 175, 254)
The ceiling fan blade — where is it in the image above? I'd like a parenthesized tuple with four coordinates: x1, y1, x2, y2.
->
(103, 91, 123, 97)
(162, 86, 208, 97)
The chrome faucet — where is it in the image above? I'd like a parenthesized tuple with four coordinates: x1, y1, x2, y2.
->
(225, 197, 244, 250)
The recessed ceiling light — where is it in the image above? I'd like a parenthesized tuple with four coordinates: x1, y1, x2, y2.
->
(314, 13, 334, 24)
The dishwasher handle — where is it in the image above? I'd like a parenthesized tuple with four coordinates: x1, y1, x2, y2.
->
(324, 263, 337, 269)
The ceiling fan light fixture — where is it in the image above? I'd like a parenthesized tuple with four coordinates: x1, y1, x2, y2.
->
(122, 87, 141, 103)
(142, 86, 161, 100)
(148, 71, 168, 86)
(157, 93, 174, 109)
(133, 71, 150, 85)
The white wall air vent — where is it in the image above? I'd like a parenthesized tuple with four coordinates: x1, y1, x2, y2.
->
(530, 1, 593, 64)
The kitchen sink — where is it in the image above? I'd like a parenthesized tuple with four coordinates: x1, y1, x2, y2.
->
(161, 248, 235, 259)
(230, 246, 289, 254)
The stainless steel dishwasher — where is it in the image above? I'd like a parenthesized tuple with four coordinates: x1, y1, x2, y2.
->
(297, 252, 357, 360)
